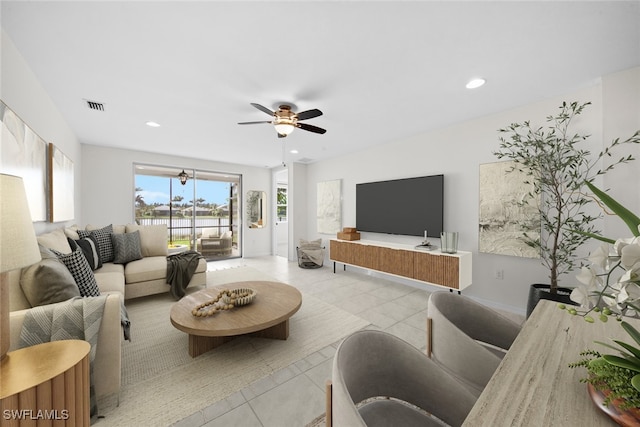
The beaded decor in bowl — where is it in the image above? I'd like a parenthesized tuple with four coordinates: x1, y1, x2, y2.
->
(191, 288, 257, 317)
(222, 288, 257, 306)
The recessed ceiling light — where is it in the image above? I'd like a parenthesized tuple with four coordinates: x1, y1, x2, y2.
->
(290, 149, 299, 154)
(466, 78, 486, 89)
(146, 121, 161, 127)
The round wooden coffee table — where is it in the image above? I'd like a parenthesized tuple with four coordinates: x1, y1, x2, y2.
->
(170, 281, 302, 357)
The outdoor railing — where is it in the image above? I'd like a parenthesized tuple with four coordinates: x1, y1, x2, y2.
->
(136, 217, 231, 240)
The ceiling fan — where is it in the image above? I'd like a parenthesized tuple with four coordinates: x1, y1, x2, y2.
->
(238, 103, 326, 138)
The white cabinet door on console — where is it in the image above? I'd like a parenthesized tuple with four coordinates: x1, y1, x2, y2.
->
(329, 239, 472, 291)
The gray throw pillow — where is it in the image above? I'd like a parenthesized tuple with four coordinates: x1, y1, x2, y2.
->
(78, 224, 114, 263)
(20, 245, 81, 307)
(111, 230, 143, 264)
(52, 246, 101, 297)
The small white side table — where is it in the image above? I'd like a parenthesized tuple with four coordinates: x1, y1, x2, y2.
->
(168, 244, 188, 255)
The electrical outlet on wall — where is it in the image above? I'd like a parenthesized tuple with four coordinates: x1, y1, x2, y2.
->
(495, 269, 504, 280)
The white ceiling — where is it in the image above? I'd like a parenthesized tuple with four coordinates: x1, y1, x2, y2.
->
(2, 1, 639, 168)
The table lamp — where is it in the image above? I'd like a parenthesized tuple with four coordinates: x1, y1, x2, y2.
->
(1, 173, 41, 360)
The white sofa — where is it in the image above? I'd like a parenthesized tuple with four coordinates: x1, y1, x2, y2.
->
(8, 223, 207, 399)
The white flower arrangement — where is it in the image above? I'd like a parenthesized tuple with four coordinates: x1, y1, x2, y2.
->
(572, 235, 640, 319)
(569, 182, 640, 321)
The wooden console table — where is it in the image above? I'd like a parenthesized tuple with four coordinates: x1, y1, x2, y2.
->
(329, 239, 472, 291)
(1, 340, 90, 427)
(463, 300, 632, 426)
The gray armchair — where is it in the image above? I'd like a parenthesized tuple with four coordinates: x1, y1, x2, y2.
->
(427, 291, 522, 396)
(329, 329, 477, 427)
(196, 228, 232, 256)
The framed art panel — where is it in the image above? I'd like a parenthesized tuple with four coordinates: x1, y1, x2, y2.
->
(317, 179, 342, 234)
(0, 100, 48, 222)
(48, 143, 74, 222)
(478, 160, 540, 258)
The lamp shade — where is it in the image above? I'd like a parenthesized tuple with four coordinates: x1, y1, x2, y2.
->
(0, 174, 41, 272)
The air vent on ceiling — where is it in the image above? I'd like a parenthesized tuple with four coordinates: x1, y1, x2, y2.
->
(85, 99, 105, 111)
(298, 157, 315, 163)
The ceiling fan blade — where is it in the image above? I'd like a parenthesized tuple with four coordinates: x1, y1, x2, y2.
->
(296, 109, 323, 121)
(297, 122, 327, 134)
(251, 103, 275, 116)
(237, 121, 272, 125)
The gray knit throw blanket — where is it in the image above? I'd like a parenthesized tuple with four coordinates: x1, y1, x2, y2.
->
(167, 251, 204, 300)
(19, 296, 107, 421)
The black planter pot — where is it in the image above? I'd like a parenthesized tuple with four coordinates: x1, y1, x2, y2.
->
(526, 283, 577, 318)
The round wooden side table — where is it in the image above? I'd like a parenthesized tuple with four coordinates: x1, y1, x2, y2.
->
(1, 340, 90, 426)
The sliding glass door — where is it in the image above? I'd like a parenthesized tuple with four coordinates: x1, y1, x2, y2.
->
(134, 164, 241, 260)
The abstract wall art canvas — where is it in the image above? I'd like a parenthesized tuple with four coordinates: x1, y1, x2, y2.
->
(0, 100, 48, 222)
(317, 179, 342, 234)
(48, 143, 74, 222)
(479, 160, 540, 258)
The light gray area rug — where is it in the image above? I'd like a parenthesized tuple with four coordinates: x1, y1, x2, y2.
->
(96, 266, 369, 426)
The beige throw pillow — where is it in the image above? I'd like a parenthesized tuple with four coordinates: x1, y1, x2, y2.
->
(37, 228, 73, 254)
(125, 224, 168, 257)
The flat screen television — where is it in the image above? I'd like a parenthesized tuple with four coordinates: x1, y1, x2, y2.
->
(356, 174, 443, 237)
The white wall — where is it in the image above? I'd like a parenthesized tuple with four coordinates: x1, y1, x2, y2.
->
(1, 30, 81, 234)
(80, 144, 273, 257)
(601, 68, 640, 239)
(304, 68, 640, 315)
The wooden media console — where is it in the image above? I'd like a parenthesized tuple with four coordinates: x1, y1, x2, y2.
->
(329, 239, 472, 291)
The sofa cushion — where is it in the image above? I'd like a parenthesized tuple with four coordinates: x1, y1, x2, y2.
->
(95, 262, 125, 275)
(92, 263, 126, 295)
(201, 227, 219, 238)
(69, 236, 102, 270)
(124, 256, 167, 284)
(94, 272, 125, 295)
(52, 245, 101, 297)
(125, 224, 168, 257)
(79, 224, 115, 263)
(37, 228, 72, 254)
(111, 231, 143, 264)
(19, 245, 81, 307)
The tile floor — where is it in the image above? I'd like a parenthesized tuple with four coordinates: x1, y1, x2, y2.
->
(170, 255, 521, 427)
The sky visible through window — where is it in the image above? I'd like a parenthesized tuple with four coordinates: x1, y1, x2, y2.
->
(136, 175, 230, 205)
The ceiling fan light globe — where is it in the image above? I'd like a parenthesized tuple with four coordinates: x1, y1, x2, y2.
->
(274, 123, 295, 135)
